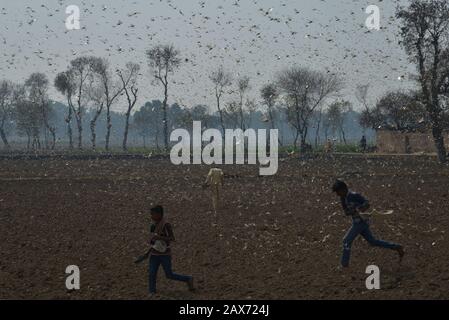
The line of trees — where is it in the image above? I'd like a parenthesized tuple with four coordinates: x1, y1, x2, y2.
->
(54, 56, 141, 151)
(132, 98, 363, 150)
(2, 48, 354, 153)
(0, 61, 380, 153)
(0, 74, 56, 150)
(2, 0, 449, 162)
(208, 65, 345, 152)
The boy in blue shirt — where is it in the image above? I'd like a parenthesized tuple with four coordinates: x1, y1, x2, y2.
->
(332, 180, 404, 268)
(135, 205, 194, 296)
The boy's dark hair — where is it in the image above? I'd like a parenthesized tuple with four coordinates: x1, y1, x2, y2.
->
(332, 180, 348, 192)
(150, 205, 164, 216)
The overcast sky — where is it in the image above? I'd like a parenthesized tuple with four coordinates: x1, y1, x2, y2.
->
(0, 0, 416, 113)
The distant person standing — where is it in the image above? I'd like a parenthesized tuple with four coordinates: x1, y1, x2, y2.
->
(203, 168, 224, 214)
(360, 135, 367, 152)
(324, 139, 333, 154)
(332, 180, 404, 268)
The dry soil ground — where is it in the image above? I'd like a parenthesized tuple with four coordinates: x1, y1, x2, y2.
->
(0, 154, 448, 299)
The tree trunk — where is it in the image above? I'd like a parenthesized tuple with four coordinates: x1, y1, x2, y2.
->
(77, 118, 82, 150)
(105, 107, 112, 151)
(32, 134, 41, 151)
(219, 109, 225, 133)
(43, 113, 56, 151)
(216, 96, 226, 134)
(341, 128, 347, 145)
(315, 112, 322, 147)
(432, 124, 447, 163)
(49, 127, 56, 150)
(90, 107, 103, 151)
(300, 135, 307, 152)
(300, 126, 309, 153)
(66, 105, 73, 150)
(90, 120, 97, 150)
(163, 84, 169, 152)
(268, 106, 282, 147)
(123, 112, 131, 151)
(44, 128, 48, 150)
(293, 131, 300, 149)
(0, 127, 10, 149)
(239, 98, 245, 131)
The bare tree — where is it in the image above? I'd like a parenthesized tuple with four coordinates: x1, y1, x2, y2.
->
(314, 107, 323, 147)
(245, 98, 257, 128)
(87, 86, 105, 150)
(277, 66, 342, 151)
(377, 91, 425, 131)
(397, 0, 449, 162)
(360, 91, 427, 131)
(134, 109, 151, 148)
(225, 100, 240, 129)
(327, 100, 352, 144)
(67, 56, 96, 149)
(355, 84, 372, 135)
(55, 71, 75, 149)
(25, 73, 56, 150)
(13, 85, 42, 150)
(146, 44, 181, 151)
(118, 62, 140, 151)
(0, 80, 13, 149)
(322, 109, 331, 141)
(210, 66, 233, 133)
(355, 84, 371, 111)
(359, 107, 383, 131)
(261, 83, 279, 130)
(91, 57, 125, 151)
(237, 76, 250, 130)
(260, 83, 283, 146)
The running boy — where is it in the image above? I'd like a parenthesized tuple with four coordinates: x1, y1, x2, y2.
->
(137, 205, 194, 295)
(332, 180, 404, 268)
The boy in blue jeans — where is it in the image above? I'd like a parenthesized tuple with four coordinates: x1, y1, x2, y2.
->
(332, 180, 404, 268)
(136, 205, 194, 295)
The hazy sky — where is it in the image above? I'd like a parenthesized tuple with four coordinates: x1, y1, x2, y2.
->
(0, 0, 416, 113)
